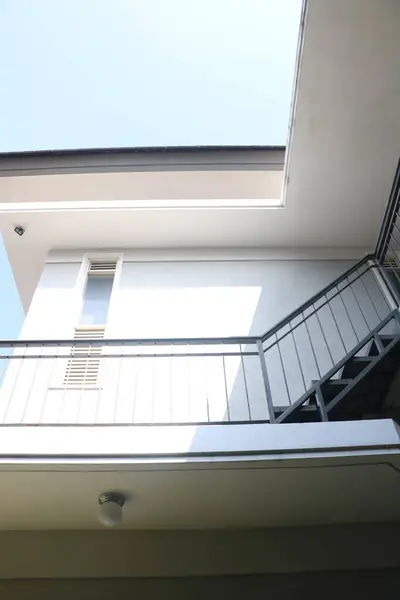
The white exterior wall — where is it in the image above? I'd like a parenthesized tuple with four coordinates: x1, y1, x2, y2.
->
(20, 256, 357, 339)
(0, 252, 391, 428)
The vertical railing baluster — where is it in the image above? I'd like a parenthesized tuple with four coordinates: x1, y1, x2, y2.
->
(204, 344, 211, 424)
(131, 342, 139, 425)
(196, 343, 209, 424)
(325, 294, 347, 354)
(314, 304, 335, 366)
(3, 342, 26, 423)
(113, 341, 124, 424)
(257, 340, 275, 424)
(290, 326, 307, 393)
(222, 353, 231, 422)
(168, 343, 174, 424)
(346, 275, 370, 331)
(60, 340, 71, 423)
(337, 284, 359, 342)
(275, 332, 291, 404)
(358, 272, 381, 321)
(21, 342, 42, 423)
(185, 344, 190, 423)
(77, 342, 86, 424)
(303, 312, 322, 379)
(47, 344, 60, 424)
(150, 343, 156, 424)
(240, 343, 251, 421)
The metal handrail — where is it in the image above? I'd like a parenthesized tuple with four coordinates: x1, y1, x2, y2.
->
(0, 335, 260, 348)
(262, 259, 373, 351)
(375, 158, 400, 261)
(260, 255, 373, 343)
(375, 158, 400, 303)
(275, 309, 400, 424)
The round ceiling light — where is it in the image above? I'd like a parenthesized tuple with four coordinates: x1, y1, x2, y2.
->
(98, 492, 126, 528)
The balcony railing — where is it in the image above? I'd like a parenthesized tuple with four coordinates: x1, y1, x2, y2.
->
(0, 257, 397, 426)
(376, 158, 400, 303)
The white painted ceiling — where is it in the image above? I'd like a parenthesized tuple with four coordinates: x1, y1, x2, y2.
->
(0, 0, 399, 309)
(0, 457, 399, 529)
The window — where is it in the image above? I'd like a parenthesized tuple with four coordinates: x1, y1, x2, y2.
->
(79, 260, 117, 325)
(64, 260, 117, 388)
(80, 276, 114, 325)
(79, 261, 116, 325)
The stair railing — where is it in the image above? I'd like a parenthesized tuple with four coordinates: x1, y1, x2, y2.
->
(375, 158, 400, 303)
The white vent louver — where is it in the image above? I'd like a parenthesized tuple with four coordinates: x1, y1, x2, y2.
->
(88, 260, 117, 276)
(64, 326, 105, 388)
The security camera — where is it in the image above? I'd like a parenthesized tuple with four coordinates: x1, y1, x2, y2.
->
(14, 226, 25, 236)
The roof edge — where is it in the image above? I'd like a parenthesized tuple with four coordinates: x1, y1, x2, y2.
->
(0, 145, 285, 160)
(0, 146, 286, 177)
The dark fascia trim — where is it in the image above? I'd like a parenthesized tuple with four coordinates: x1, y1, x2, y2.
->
(0, 144, 285, 158)
(0, 145, 286, 176)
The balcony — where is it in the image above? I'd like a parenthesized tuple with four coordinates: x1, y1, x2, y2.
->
(0, 250, 399, 535)
(1, 257, 399, 435)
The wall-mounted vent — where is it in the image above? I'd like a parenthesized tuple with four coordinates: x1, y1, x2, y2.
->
(64, 326, 105, 388)
(88, 261, 117, 276)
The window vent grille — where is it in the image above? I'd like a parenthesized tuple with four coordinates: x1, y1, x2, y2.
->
(63, 326, 105, 387)
(88, 260, 117, 276)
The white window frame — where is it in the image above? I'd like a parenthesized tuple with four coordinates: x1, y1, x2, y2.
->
(74, 252, 123, 334)
(48, 252, 123, 391)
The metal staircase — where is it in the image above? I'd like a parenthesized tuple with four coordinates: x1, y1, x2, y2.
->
(275, 310, 400, 423)
(275, 158, 400, 424)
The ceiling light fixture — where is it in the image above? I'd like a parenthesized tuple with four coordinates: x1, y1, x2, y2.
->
(98, 492, 126, 528)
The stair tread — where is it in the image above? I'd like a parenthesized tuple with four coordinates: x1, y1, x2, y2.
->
(275, 403, 317, 413)
(324, 379, 353, 386)
(279, 327, 400, 424)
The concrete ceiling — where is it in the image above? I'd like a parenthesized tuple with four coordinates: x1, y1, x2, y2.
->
(0, 456, 399, 530)
(0, 0, 399, 310)
(0, 524, 399, 579)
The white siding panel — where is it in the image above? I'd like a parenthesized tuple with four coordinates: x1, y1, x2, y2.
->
(170, 353, 189, 423)
(152, 355, 172, 423)
(134, 354, 155, 424)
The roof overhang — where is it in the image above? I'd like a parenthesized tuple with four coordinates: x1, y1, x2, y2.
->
(1, 0, 400, 311)
(0, 147, 285, 310)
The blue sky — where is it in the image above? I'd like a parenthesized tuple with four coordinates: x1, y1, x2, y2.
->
(0, 0, 301, 338)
